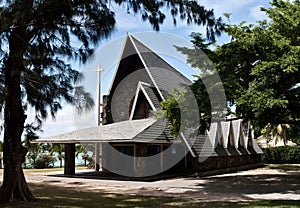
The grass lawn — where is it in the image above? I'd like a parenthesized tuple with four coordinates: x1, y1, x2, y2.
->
(0, 165, 299, 207)
(0, 183, 299, 208)
(0, 166, 87, 175)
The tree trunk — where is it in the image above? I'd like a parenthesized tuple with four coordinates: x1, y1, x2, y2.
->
(0, 24, 35, 203)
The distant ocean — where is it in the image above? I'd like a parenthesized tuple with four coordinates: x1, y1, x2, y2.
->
(22, 152, 93, 168)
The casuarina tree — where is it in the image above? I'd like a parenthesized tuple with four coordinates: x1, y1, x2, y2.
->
(0, 0, 224, 203)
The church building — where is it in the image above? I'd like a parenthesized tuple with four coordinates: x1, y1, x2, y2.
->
(36, 33, 263, 178)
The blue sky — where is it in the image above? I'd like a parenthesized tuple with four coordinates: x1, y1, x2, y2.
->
(22, 1, 272, 138)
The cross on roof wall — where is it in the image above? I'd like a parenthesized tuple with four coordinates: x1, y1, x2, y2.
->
(95, 64, 103, 126)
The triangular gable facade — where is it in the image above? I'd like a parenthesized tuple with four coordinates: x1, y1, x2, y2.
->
(129, 81, 159, 120)
(207, 122, 219, 149)
(188, 119, 263, 158)
(232, 119, 241, 148)
(108, 34, 191, 103)
(221, 121, 230, 148)
(106, 33, 192, 123)
(231, 119, 249, 149)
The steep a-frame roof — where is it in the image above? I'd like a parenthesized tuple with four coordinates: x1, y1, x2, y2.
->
(107, 33, 194, 123)
(129, 35, 192, 95)
(108, 33, 192, 101)
(183, 120, 263, 158)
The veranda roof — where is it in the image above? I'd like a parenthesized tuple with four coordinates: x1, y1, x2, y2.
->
(34, 118, 156, 144)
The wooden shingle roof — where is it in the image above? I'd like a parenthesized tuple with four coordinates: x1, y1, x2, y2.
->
(34, 118, 157, 144)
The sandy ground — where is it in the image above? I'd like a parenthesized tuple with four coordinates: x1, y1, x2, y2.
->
(9, 165, 299, 202)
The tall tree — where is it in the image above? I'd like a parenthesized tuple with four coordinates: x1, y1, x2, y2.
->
(236, 0, 300, 131)
(159, 32, 226, 137)
(176, 0, 300, 137)
(0, 0, 224, 203)
(212, 0, 300, 133)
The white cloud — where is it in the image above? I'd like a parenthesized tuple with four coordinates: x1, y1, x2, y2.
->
(112, 2, 204, 39)
(112, 3, 152, 31)
(40, 105, 96, 138)
(201, 0, 257, 15)
(249, 5, 268, 21)
(200, 0, 270, 25)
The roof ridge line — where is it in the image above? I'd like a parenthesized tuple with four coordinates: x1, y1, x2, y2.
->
(107, 34, 132, 96)
(128, 34, 165, 101)
(129, 34, 193, 84)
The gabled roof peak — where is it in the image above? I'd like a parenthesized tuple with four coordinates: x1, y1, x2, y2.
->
(108, 33, 192, 100)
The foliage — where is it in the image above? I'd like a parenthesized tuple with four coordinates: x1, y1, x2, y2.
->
(0, 0, 225, 203)
(49, 144, 65, 168)
(175, 32, 217, 71)
(0, 0, 225, 141)
(222, 0, 300, 130)
(261, 123, 291, 145)
(22, 127, 44, 168)
(25, 143, 44, 169)
(156, 89, 184, 138)
(171, 0, 300, 138)
(33, 154, 56, 169)
(157, 79, 212, 138)
(262, 146, 300, 164)
(287, 125, 300, 145)
(113, 0, 224, 40)
(76, 144, 92, 166)
(159, 33, 227, 137)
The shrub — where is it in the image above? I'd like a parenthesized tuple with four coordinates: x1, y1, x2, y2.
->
(34, 154, 56, 169)
(262, 146, 300, 164)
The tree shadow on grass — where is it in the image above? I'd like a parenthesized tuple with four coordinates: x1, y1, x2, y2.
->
(0, 183, 192, 208)
(194, 171, 300, 200)
(0, 182, 299, 208)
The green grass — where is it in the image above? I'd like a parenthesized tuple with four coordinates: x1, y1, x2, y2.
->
(23, 167, 64, 173)
(0, 183, 299, 208)
(0, 167, 88, 175)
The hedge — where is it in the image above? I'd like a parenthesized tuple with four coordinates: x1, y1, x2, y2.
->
(262, 146, 300, 164)
(34, 154, 56, 169)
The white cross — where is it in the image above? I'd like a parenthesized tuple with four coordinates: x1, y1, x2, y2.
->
(95, 65, 103, 126)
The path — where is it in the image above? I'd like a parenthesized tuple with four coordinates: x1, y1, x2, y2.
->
(21, 165, 300, 202)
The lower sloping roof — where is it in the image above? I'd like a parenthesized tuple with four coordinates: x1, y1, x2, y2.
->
(34, 118, 156, 144)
